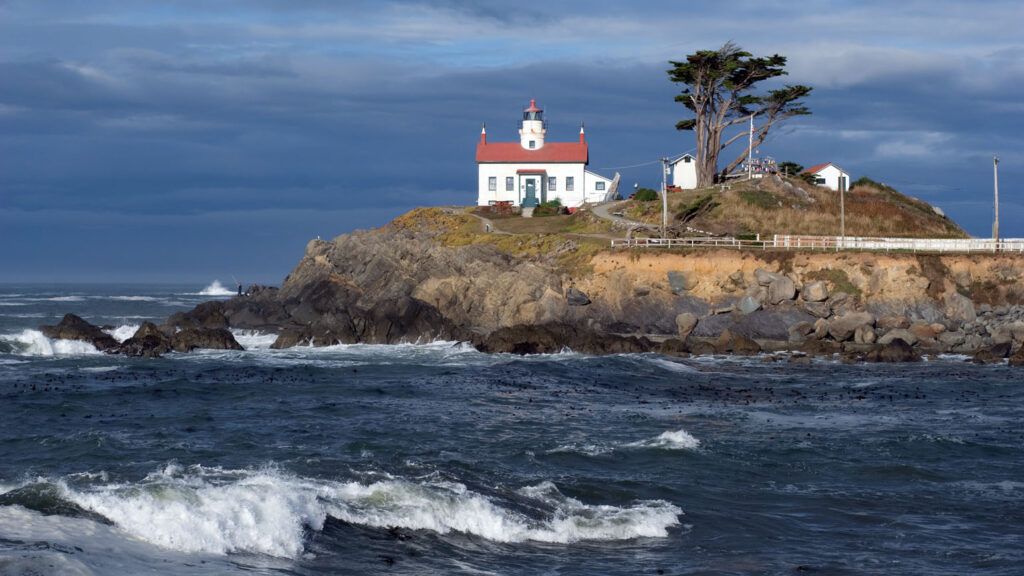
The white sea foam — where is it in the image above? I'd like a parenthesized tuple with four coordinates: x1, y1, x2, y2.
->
(196, 280, 235, 296)
(52, 464, 681, 558)
(230, 330, 279, 350)
(105, 324, 141, 343)
(646, 357, 701, 373)
(106, 296, 161, 302)
(623, 429, 701, 450)
(0, 329, 102, 356)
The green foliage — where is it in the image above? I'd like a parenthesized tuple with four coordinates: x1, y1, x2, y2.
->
(676, 194, 718, 223)
(777, 161, 803, 176)
(739, 190, 780, 210)
(850, 176, 894, 192)
(633, 188, 660, 202)
(531, 198, 563, 217)
(542, 197, 562, 208)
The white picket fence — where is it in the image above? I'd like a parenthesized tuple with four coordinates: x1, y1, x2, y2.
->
(610, 235, 1024, 254)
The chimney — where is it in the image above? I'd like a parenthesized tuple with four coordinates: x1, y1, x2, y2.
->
(480, 123, 487, 145)
(579, 122, 585, 144)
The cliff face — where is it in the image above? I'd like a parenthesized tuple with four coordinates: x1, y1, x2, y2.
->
(182, 208, 1024, 357)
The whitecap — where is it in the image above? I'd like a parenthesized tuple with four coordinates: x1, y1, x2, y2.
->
(106, 296, 162, 302)
(51, 464, 681, 558)
(196, 280, 236, 297)
(104, 324, 141, 343)
(230, 330, 279, 350)
(623, 428, 701, 450)
(0, 329, 102, 356)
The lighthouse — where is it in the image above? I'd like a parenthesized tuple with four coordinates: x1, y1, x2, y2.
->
(475, 99, 618, 210)
(519, 99, 546, 150)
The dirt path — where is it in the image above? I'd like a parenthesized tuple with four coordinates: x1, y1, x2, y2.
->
(591, 201, 658, 230)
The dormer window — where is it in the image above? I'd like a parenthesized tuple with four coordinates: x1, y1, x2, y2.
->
(529, 140, 536, 149)
(683, 156, 692, 163)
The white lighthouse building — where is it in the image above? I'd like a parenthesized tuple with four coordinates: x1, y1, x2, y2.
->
(476, 100, 617, 208)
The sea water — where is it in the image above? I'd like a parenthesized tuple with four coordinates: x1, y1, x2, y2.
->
(0, 284, 1021, 575)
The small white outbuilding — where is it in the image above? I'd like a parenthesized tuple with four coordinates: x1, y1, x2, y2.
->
(668, 154, 698, 189)
(803, 162, 851, 192)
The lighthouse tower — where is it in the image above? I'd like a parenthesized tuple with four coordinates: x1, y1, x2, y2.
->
(519, 99, 546, 150)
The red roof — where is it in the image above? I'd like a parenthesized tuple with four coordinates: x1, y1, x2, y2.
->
(516, 168, 547, 174)
(476, 142, 588, 164)
(803, 162, 833, 174)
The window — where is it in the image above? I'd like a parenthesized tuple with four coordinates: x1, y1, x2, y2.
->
(566, 176, 574, 191)
(505, 177, 514, 192)
(596, 181, 606, 191)
(814, 177, 826, 185)
(683, 156, 692, 163)
(548, 176, 556, 191)
(529, 140, 536, 149)
(488, 176, 496, 191)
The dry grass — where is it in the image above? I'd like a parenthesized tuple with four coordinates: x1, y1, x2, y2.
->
(623, 177, 968, 239)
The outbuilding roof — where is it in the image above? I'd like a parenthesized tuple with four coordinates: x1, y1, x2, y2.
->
(803, 162, 848, 175)
(476, 142, 588, 164)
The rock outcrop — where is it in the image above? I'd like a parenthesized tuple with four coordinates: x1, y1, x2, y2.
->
(40, 314, 119, 352)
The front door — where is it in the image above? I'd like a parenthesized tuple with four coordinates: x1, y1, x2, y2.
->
(523, 178, 538, 208)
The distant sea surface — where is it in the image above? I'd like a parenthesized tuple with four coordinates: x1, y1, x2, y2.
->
(0, 283, 1021, 575)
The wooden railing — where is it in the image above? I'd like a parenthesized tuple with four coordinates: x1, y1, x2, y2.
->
(610, 235, 1024, 253)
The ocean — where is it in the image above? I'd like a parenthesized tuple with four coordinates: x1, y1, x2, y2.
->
(0, 283, 1021, 575)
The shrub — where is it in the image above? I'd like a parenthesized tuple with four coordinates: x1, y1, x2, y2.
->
(633, 188, 660, 202)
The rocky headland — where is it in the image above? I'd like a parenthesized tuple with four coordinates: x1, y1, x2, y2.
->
(44, 207, 1024, 363)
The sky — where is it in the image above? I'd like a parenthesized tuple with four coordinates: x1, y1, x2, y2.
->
(1, 0, 1022, 283)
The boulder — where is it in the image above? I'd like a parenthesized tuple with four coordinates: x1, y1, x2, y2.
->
(737, 295, 762, 315)
(565, 287, 591, 306)
(854, 325, 877, 344)
(473, 323, 652, 355)
(119, 322, 173, 357)
(878, 328, 919, 347)
(768, 276, 797, 305)
(827, 312, 875, 342)
(973, 342, 1011, 364)
(865, 338, 920, 362)
(802, 281, 829, 302)
(714, 329, 761, 355)
(877, 316, 911, 331)
(667, 271, 698, 294)
(944, 292, 977, 324)
(937, 331, 966, 348)
(788, 321, 815, 343)
(657, 338, 689, 357)
(39, 314, 119, 352)
(813, 318, 830, 340)
(1009, 346, 1024, 367)
(675, 312, 699, 340)
(754, 268, 780, 286)
(803, 301, 832, 319)
(170, 328, 244, 353)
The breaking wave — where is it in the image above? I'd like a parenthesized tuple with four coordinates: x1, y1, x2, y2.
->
(104, 324, 141, 343)
(0, 329, 101, 356)
(0, 464, 682, 559)
(197, 281, 235, 297)
(624, 429, 701, 450)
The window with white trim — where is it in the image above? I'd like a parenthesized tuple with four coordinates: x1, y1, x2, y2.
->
(529, 140, 536, 149)
(566, 176, 574, 191)
(506, 177, 514, 192)
(488, 176, 496, 191)
(548, 176, 556, 191)
(595, 181, 606, 191)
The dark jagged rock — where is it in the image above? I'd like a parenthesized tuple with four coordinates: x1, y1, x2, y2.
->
(164, 300, 229, 331)
(40, 314, 119, 352)
(714, 329, 761, 355)
(864, 338, 920, 362)
(171, 327, 244, 353)
(473, 323, 652, 355)
(565, 287, 591, 306)
(119, 321, 172, 357)
(972, 342, 1011, 364)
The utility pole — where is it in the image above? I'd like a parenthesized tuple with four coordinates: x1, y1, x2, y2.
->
(661, 157, 670, 239)
(993, 156, 1000, 247)
(840, 176, 846, 251)
(747, 114, 754, 180)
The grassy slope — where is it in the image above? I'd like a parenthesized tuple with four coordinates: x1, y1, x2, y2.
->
(625, 176, 968, 239)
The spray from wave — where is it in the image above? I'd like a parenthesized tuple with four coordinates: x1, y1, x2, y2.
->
(3, 464, 683, 559)
(0, 330, 101, 356)
(624, 429, 701, 450)
(197, 281, 235, 297)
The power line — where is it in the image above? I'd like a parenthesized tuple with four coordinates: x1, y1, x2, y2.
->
(595, 148, 695, 171)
